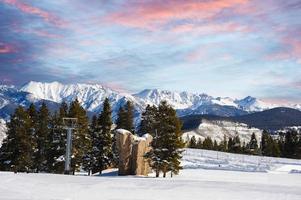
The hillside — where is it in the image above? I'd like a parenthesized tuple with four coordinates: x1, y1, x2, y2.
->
(181, 107, 301, 132)
(231, 107, 301, 131)
(182, 119, 262, 144)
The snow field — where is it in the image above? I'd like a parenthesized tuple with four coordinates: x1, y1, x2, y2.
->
(0, 148, 301, 200)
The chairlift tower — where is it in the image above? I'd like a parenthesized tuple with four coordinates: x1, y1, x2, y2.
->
(62, 118, 78, 175)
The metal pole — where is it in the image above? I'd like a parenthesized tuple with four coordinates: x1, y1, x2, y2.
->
(65, 128, 72, 174)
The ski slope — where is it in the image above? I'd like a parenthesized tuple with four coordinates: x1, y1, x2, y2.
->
(1, 149, 301, 200)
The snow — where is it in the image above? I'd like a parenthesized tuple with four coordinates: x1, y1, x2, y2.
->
(182, 148, 301, 173)
(183, 119, 262, 144)
(115, 129, 132, 135)
(1, 148, 301, 200)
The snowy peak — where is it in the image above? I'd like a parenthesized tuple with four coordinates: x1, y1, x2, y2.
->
(134, 89, 213, 110)
(235, 96, 273, 112)
(21, 81, 123, 112)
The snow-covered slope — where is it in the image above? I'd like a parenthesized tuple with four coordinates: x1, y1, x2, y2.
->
(1, 148, 301, 200)
(0, 118, 7, 146)
(183, 148, 301, 173)
(183, 119, 262, 143)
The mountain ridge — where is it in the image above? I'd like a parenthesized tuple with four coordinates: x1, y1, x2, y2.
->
(0, 81, 300, 123)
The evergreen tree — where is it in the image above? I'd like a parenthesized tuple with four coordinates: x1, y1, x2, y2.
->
(271, 139, 281, 157)
(116, 101, 135, 133)
(261, 130, 269, 155)
(94, 98, 113, 174)
(189, 136, 197, 148)
(145, 101, 185, 177)
(116, 107, 127, 129)
(248, 133, 259, 154)
(83, 115, 98, 175)
(227, 137, 234, 152)
(26, 103, 38, 171)
(33, 102, 50, 172)
(202, 137, 213, 150)
(124, 101, 135, 133)
(283, 131, 298, 158)
(68, 99, 91, 173)
(232, 135, 241, 153)
(0, 106, 33, 172)
(138, 104, 157, 136)
(46, 103, 68, 174)
(196, 139, 203, 149)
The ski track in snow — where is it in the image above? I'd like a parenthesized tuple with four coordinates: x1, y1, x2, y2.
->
(1, 148, 301, 200)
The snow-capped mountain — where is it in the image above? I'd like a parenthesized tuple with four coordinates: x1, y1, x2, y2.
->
(0, 81, 298, 122)
(21, 81, 125, 113)
(234, 96, 274, 112)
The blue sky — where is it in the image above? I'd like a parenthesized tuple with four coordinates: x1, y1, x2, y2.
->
(0, 0, 301, 103)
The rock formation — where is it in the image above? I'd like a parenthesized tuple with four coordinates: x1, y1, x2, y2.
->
(115, 129, 152, 176)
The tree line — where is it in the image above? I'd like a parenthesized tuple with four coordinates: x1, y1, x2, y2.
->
(0, 99, 184, 178)
(188, 130, 301, 159)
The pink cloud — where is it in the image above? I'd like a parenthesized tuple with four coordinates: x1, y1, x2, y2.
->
(2, 0, 66, 27)
(105, 0, 250, 30)
(172, 22, 251, 35)
(0, 42, 15, 53)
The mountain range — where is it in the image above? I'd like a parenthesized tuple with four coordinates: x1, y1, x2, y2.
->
(0, 81, 301, 119)
(1, 81, 301, 125)
(1, 81, 301, 144)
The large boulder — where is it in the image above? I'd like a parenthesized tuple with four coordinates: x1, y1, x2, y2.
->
(115, 129, 152, 176)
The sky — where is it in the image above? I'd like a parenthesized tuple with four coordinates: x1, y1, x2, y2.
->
(0, 0, 301, 103)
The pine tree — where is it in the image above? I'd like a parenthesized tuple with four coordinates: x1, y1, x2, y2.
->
(138, 104, 157, 136)
(26, 103, 38, 171)
(124, 101, 135, 133)
(261, 130, 269, 155)
(189, 136, 197, 148)
(227, 137, 234, 152)
(202, 137, 213, 150)
(232, 135, 241, 153)
(83, 115, 97, 175)
(116, 107, 126, 129)
(94, 98, 113, 174)
(283, 131, 298, 158)
(46, 105, 67, 174)
(196, 139, 203, 149)
(145, 101, 185, 178)
(33, 102, 50, 172)
(248, 133, 259, 154)
(271, 139, 281, 157)
(0, 106, 33, 172)
(116, 101, 135, 133)
(68, 99, 91, 173)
